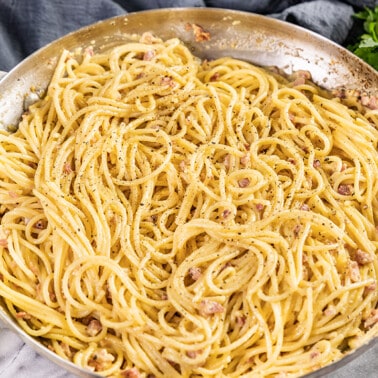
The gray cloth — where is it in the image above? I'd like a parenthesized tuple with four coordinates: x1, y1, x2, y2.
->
(0, 0, 377, 71)
(272, 0, 354, 43)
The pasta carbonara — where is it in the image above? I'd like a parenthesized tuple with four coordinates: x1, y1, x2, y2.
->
(0, 34, 377, 377)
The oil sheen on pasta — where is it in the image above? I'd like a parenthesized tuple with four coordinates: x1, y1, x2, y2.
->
(0, 35, 377, 378)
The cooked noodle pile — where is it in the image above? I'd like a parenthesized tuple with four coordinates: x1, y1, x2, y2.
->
(0, 35, 377, 377)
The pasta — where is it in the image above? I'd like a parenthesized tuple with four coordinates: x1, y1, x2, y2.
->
(0, 34, 378, 378)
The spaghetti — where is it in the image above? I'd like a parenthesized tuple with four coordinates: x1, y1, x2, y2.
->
(0, 35, 377, 377)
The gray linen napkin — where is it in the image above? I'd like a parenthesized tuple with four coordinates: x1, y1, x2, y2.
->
(0, 0, 376, 71)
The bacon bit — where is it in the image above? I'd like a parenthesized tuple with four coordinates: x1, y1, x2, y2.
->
(323, 305, 337, 317)
(140, 32, 160, 44)
(310, 351, 320, 359)
(81, 315, 93, 326)
(0, 239, 8, 248)
(121, 367, 141, 378)
(143, 50, 155, 61)
(299, 70, 311, 79)
(337, 184, 353, 196)
(223, 154, 231, 170)
(235, 315, 247, 327)
(240, 154, 250, 166)
(198, 300, 224, 317)
(84, 46, 94, 57)
(179, 160, 186, 172)
(255, 203, 264, 212)
(89, 349, 115, 371)
(188, 267, 202, 281)
(347, 261, 361, 282)
(186, 23, 211, 42)
(364, 282, 377, 296)
(222, 209, 232, 219)
(340, 162, 348, 172)
(238, 178, 250, 188)
(192, 24, 211, 42)
(161, 292, 168, 300)
(63, 162, 73, 174)
(288, 113, 295, 122)
(293, 224, 301, 237)
(244, 144, 251, 151)
(361, 94, 370, 107)
(292, 77, 306, 86)
(364, 309, 378, 329)
(361, 94, 378, 110)
(300, 203, 310, 211)
(87, 319, 102, 337)
(160, 76, 175, 87)
(292, 70, 312, 81)
(313, 159, 321, 169)
(368, 95, 378, 110)
(16, 311, 32, 320)
(8, 191, 19, 198)
(288, 158, 296, 165)
(210, 72, 220, 81)
(49, 288, 56, 302)
(186, 350, 202, 358)
(186, 351, 196, 358)
(355, 249, 374, 265)
(332, 88, 347, 99)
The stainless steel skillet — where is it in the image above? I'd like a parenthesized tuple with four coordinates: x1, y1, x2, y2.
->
(0, 7, 377, 378)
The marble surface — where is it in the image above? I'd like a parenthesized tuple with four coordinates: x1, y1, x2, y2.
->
(0, 325, 74, 378)
(0, 322, 377, 378)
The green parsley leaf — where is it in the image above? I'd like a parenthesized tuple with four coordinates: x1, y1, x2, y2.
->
(348, 6, 378, 70)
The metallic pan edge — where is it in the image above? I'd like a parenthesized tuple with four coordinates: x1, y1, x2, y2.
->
(0, 7, 377, 378)
(1, 7, 377, 130)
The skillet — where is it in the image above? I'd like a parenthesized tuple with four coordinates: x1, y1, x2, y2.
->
(0, 8, 377, 377)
